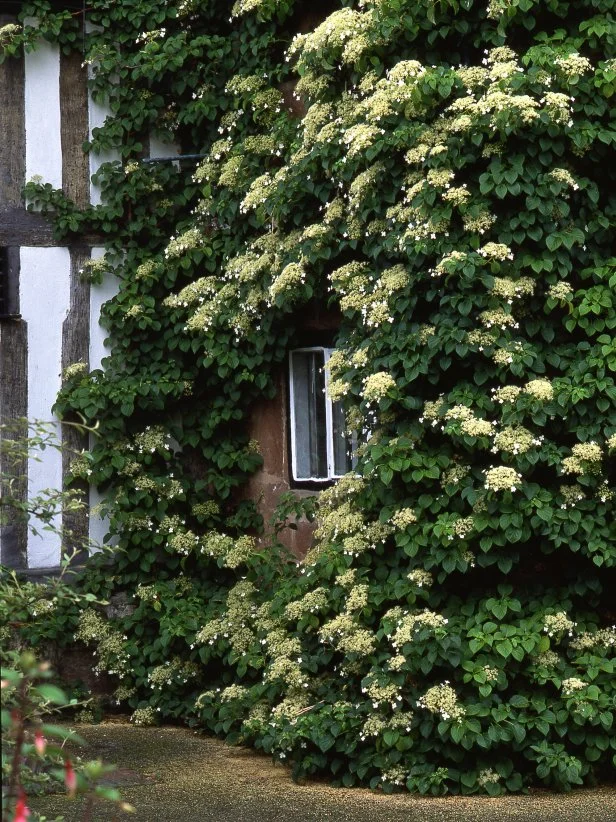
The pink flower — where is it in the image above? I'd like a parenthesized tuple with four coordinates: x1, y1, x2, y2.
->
(64, 759, 77, 797)
(34, 730, 46, 756)
(13, 792, 30, 822)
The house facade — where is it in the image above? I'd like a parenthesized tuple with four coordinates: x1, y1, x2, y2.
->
(0, 3, 344, 570)
(0, 3, 118, 571)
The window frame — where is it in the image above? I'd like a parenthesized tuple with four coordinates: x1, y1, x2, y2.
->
(0, 247, 20, 320)
(288, 346, 352, 484)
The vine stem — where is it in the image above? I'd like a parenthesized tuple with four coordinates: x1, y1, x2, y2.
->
(3, 677, 28, 822)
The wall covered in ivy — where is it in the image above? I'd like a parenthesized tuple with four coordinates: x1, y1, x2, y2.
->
(4, 0, 615, 795)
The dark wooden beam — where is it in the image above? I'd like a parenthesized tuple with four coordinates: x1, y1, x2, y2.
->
(0, 208, 55, 245)
(61, 245, 90, 563)
(0, 20, 27, 566)
(0, 14, 25, 210)
(0, 305, 28, 569)
(0, 208, 104, 247)
(60, 48, 90, 208)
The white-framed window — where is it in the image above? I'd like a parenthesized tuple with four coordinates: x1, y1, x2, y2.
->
(289, 347, 355, 482)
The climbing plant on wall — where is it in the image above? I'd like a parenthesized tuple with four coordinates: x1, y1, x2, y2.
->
(4, 0, 616, 795)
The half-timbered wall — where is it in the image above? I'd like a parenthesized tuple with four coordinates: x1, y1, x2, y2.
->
(0, 12, 120, 570)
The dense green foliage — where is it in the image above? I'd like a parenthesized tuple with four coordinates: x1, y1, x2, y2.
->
(3, 0, 616, 795)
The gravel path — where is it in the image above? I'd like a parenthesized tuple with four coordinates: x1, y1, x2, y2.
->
(30, 721, 616, 822)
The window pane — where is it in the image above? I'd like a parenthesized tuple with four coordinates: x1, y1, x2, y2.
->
(332, 399, 352, 476)
(291, 350, 327, 479)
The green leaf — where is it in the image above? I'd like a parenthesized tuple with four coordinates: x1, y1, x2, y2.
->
(34, 684, 68, 705)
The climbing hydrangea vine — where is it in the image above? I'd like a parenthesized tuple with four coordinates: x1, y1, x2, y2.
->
(3, 0, 615, 796)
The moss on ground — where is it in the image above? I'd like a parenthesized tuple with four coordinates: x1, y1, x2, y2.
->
(30, 721, 616, 822)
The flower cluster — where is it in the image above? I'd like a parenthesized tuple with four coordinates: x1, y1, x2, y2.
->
(362, 372, 396, 403)
(164, 228, 204, 259)
(478, 243, 513, 262)
(493, 426, 541, 455)
(452, 517, 474, 539)
(147, 658, 199, 690)
(391, 508, 417, 529)
(477, 769, 500, 787)
(113, 684, 137, 705)
(554, 54, 592, 77)
(135, 584, 159, 602)
(490, 277, 534, 301)
(570, 627, 616, 651)
(524, 379, 554, 402)
(417, 683, 464, 721)
(224, 535, 257, 569)
(69, 453, 93, 479)
(479, 309, 519, 331)
(360, 710, 414, 741)
(482, 666, 499, 682)
(169, 530, 199, 556)
(131, 426, 171, 456)
(284, 588, 329, 620)
(547, 168, 579, 190)
(75, 610, 130, 677)
(192, 500, 220, 518)
(389, 610, 448, 650)
(420, 399, 444, 422)
(0, 23, 20, 44)
(543, 612, 576, 638)
(559, 485, 586, 509)
(561, 678, 587, 695)
(562, 442, 603, 475)
(407, 569, 433, 588)
(361, 675, 402, 709)
(441, 463, 470, 486)
(30, 598, 56, 617)
(460, 417, 494, 437)
(78, 256, 109, 284)
(483, 466, 522, 492)
(345, 584, 369, 612)
(533, 650, 561, 669)
(491, 385, 522, 404)
(269, 262, 306, 301)
(319, 613, 376, 657)
(130, 707, 157, 726)
(548, 282, 574, 301)
(62, 361, 88, 381)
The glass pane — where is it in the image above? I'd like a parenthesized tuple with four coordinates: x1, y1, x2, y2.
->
(332, 399, 352, 476)
(291, 350, 327, 479)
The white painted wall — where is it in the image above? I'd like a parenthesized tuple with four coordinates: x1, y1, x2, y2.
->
(24, 38, 63, 190)
(149, 135, 180, 160)
(20, 247, 71, 567)
(88, 94, 121, 206)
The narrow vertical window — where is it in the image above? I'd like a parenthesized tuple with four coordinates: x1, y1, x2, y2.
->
(0, 247, 19, 319)
(289, 347, 354, 482)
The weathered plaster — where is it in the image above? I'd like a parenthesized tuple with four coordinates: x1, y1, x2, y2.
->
(24, 37, 62, 189)
(20, 246, 71, 567)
